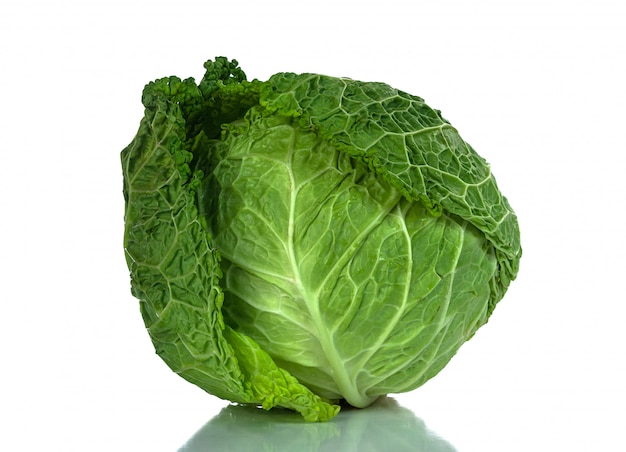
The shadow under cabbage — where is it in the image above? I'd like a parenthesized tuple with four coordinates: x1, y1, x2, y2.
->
(178, 397, 456, 451)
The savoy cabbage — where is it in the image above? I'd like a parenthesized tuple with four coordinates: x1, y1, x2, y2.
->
(121, 57, 521, 421)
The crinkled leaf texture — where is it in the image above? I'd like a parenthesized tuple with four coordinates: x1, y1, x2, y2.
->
(122, 57, 521, 421)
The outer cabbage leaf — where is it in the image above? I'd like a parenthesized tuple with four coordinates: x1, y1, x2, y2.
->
(121, 63, 339, 421)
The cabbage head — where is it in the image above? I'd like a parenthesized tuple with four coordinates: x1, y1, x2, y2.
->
(121, 57, 521, 422)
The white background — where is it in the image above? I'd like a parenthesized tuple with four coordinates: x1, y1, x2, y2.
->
(2, 1, 624, 450)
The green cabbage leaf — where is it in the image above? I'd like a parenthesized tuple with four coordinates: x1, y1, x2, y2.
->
(121, 57, 521, 421)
